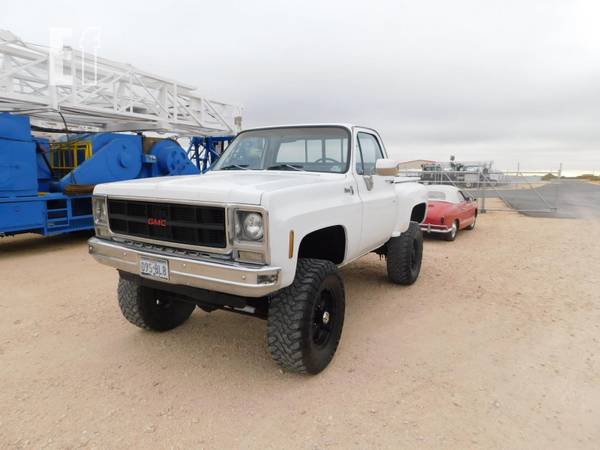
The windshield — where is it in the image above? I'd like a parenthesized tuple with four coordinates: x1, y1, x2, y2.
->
(211, 127, 350, 173)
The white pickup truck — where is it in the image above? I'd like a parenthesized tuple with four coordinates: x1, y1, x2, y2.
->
(88, 124, 428, 374)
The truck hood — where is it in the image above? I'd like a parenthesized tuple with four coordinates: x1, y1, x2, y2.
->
(93, 170, 338, 205)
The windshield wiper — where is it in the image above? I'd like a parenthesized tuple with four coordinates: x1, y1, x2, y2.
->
(267, 164, 305, 171)
(220, 164, 249, 170)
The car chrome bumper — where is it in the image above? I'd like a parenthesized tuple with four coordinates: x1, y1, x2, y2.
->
(87, 237, 281, 297)
(420, 223, 451, 233)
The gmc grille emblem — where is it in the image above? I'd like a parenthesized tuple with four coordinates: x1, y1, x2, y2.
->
(148, 218, 167, 227)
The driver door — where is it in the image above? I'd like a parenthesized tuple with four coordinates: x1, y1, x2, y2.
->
(458, 190, 476, 226)
(353, 130, 397, 253)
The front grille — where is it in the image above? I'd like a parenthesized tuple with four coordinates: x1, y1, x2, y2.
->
(107, 199, 226, 248)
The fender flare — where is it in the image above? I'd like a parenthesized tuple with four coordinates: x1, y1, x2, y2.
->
(391, 181, 428, 236)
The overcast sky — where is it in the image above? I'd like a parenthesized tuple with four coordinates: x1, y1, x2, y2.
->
(3, 0, 599, 173)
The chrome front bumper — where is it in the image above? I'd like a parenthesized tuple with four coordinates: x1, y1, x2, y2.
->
(420, 223, 451, 234)
(88, 237, 281, 297)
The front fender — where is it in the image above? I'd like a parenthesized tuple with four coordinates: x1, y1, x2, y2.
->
(392, 180, 428, 236)
(262, 177, 358, 289)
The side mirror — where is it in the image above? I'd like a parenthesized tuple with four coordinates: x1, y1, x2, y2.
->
(375, 159, 398, 176)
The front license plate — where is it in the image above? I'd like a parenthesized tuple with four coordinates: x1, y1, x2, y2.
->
(140, 257, 169, 280)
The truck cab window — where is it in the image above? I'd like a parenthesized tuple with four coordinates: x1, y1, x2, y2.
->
(356, 132, 383, 175)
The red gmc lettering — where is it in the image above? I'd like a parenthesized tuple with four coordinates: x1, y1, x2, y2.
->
(147, 218, 167, 226)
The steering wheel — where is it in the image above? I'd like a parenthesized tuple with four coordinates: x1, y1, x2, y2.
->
(315, 157, 340, 164)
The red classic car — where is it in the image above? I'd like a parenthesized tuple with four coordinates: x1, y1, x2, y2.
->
(421, 185, 477, 241)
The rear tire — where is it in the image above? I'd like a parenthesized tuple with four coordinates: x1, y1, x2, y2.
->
(117, 276, 196, 331)
(386, 221, 423, 285)
(445, 220, 459, 241)
(466, 215, 476, 230)
(267, 258, 345, 374)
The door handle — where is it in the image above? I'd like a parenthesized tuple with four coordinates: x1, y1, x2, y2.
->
(344, 185, 354, 195)
(384, 179, 395, 184)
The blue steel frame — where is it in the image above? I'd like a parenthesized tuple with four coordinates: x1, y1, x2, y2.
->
(187, 136, 234, 173)
(0, 193, 92, 236)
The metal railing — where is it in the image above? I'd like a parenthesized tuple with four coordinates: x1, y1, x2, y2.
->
(49, 141, 93, 176)
(398, 168, 562, 214)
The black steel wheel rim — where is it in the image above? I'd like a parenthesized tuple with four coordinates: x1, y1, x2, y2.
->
(154, 294, 173, 310)
(312, 290, 334, 347)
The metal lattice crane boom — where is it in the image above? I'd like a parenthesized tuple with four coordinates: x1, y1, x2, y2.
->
(0, 30, 242, 135)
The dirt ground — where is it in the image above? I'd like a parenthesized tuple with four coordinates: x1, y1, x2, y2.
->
(1, 205, 599, 449)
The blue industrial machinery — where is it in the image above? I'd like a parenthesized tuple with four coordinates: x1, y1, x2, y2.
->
(0, 113, 202, 237)
(187, 136, 234, 173)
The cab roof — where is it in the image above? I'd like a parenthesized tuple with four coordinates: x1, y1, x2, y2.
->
(240, 123, 377, 133)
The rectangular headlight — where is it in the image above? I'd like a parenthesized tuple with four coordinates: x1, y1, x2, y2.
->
(234, 210, 264, 242)
(92, 196, 108, 226)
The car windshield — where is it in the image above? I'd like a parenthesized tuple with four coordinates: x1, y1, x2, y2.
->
(211, 127, 350, 174)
